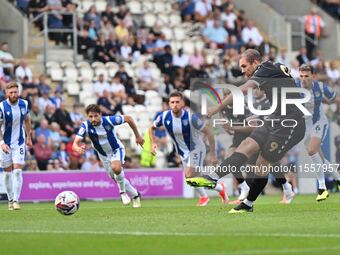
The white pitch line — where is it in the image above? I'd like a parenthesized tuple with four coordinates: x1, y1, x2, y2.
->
(0, 229, 340, 239)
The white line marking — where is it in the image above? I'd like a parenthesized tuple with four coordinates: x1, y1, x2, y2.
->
(0, 229, 340, 239)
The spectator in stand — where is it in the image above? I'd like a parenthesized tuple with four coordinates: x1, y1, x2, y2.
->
(101, 3, 116, 26)
(30, 102, 43, 129)
(100, 16, 115, 40)
(81, 155, 102, 171)
(137, 61, 157, 90)
(88, 19, 98, 41)
(35, 119, 52, 144)
(33, 134, 53, 170)
(84, 4, 101, 30)
(94, 35, 110, 63)
(301, 7, 326, 59)
(157, 45, 173, 75)
(50, 122, 62, 149)
(15, 59, 33, 82)
(154, 33, 170, 55)
(296, 47, 310, 66)
(326, 61, 340, 84)
(221, 4, 237, 36)
(44, 104, 57, 124)
(77, 24, 96, 59)
(55, 142, 70, 169)
(145, 34, 157, 55)
(53, 101, 74, 136)
(25, 159, 39, 171)
(70, 103, 85, 129)
(203, 19, 228, 49)
(38, 74, 51, 96)
(45, 0, 65, 45)
(0, 42, 15, 77)
(315, 60, 329, 82)
(189, 48, 205, 70)
(66, 134, 85, 169)
(158, 74, 174, 100)
(47, 159, 64, 171)
(120, 40, 132, 61)
(132, 37, 147, 63)
(181, 0, 195, 22)
(195, 0, 212, 22)
(97, 89, 123, 115)
(173, 49, 189, 68)
(241, 20, 263, 47)
(28, 0, 47, 30)
(115, 19, 129, 42)
(290, 60, 300, 79)
(275, 48, 291, 68)
(38, 91, 54, 113)
(23, 76, 39, 98)
(93, 73, 110, 97)
(110, 75, 127, 101)
(234, 9, 246, 39)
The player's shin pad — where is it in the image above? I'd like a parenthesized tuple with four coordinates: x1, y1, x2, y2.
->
(186, 176, 217, 189)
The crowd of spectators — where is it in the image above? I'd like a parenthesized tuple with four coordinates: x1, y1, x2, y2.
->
(4, 0, 340, 172)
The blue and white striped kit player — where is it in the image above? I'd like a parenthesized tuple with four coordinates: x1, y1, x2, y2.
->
(76, 114, 140, 205)
(0, 98, 30, 167)
(296, 80, 336, 142)
(153, 109, 206, 168)
(76, 115, 126, 171)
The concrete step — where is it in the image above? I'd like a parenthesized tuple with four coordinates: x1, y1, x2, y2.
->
(37, 49, 83, 62)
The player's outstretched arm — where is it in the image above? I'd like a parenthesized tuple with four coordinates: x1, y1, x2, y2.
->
(149, 126, 158, 156)
(208, 80, 257, 118)
(24, 115, 32, 147)
(124, 115, 144, 148)
(202, 125, 218, 165)
(72, 136, 86, 154)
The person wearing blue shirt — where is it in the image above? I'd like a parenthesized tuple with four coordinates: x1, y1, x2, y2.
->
(149, 91, 228, 206)
(73, 104, 144, 208)
(297, 64, 340, 201)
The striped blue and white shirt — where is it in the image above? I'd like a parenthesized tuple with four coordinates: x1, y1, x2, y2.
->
(76, 115, 125, 157)
(0, 98, 30, 147)
(296, 80, 336, 123)
(153, 109, 205, 158)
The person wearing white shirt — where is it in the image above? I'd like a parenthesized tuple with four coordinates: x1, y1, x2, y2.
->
(275, 48, 291, 68)
(94, 74, 111, 97)
(221, 4, 237, 32)
(15, 59, 33, 82)
(0, 42, 15, 76)
(173, 49, 189, 68)
(137, 61, 157, 90)
(195, 0, 212, 21)
(326, 61, 340, 84)
(120, 41, 132, 60)
(110, 75, 127, 101)
(241, 20, 263, 46)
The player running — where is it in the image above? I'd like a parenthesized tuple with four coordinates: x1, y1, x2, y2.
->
(72, 104, 144, 208)
(186, 49, 306, 213)
(0, 81, 32, 210)
(297, 64, 340, 201)
(149, 91, 228, 206)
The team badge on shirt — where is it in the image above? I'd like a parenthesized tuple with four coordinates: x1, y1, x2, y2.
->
(183, 119, 189, 126)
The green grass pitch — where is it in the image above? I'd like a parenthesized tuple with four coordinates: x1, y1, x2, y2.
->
(1, 194, 340, 255)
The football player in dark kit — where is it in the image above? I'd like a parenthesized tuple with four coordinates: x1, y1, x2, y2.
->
(187, 49, 306, 213)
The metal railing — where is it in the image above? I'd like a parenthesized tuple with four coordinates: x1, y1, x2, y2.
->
(29, 11, 78, 68)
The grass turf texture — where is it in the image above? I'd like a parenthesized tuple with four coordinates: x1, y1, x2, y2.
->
(1, 195, 340, 255)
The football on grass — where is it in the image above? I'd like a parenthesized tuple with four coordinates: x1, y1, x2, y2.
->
(55, 191, 80, 215)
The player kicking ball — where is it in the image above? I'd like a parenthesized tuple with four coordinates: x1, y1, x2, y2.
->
(149, 92, 228, 206)
(0, 81, 32, 210)
(73, 104, 144, 208)
(297, 64, 340, 201)
(186, 49, 306, 213)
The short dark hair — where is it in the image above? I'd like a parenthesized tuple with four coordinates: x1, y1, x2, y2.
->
(299, 64, 314, 74)
(241, 49, 262, 64)
(85, 104, 101, 114)
(169, 91, 184, 100)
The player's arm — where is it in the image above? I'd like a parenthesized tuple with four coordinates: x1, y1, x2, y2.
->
(208, 80, 257, 117)
(149, 113, 164, 156)
(201, 125, 219, 165)
(24, 115, 32, 147)
(72, 135, 86, 154)
(0, 122, 10, 154)
(123, 115, 144, 147)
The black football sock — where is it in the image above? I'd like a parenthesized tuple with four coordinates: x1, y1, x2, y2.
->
(216, 152, 248, 179)
(246, 176, 268, 202)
